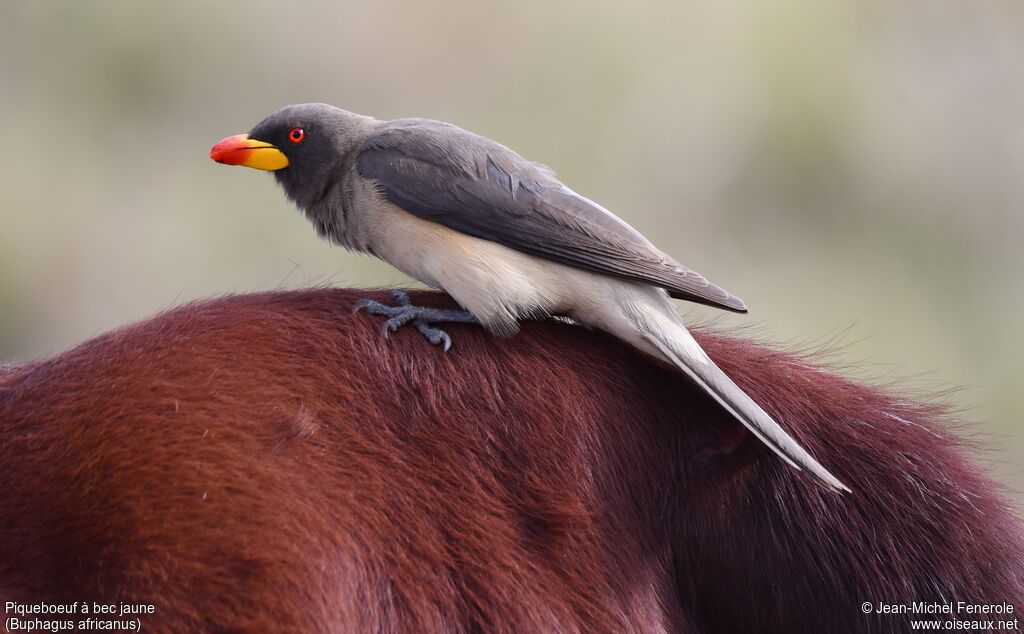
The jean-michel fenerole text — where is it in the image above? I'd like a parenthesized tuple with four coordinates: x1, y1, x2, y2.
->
(873, 601, 1014, 616)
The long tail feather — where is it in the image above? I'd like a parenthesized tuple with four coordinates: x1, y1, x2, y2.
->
(637, 317, 850, 494)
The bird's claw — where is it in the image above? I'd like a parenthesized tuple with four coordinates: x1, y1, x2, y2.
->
(352, 298, 387, 315)
(414, 323, 453, 351)
(353, 291, 474, 351)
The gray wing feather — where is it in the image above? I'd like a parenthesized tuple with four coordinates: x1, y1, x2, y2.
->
(356, 119, 747, 312)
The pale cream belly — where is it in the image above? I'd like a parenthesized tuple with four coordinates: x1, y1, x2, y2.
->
(364, 202, 646, 335)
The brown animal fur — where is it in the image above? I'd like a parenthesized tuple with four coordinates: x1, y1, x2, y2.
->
(1, 288, 1021, 633)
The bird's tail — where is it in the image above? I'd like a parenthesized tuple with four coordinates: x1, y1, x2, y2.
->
(627, 301, 850, 494)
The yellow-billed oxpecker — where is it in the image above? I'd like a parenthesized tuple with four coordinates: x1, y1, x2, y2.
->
(211, 103, 849, 493)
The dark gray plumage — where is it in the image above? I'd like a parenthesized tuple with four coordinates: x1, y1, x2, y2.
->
(356, 119, 748, 312)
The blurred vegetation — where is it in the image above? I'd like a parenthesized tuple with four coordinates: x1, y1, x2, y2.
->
(1, 1, 1021, 501)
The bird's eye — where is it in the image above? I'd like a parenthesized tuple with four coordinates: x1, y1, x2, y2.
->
(288, 127, 305, 144)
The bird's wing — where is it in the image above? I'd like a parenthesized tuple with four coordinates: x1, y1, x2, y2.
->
(355, 119, 747, 312)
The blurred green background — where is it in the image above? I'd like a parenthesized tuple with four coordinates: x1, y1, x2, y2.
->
(1, 1, 1021, 502)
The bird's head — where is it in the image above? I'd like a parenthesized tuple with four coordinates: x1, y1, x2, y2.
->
(210, 103, 368, 211)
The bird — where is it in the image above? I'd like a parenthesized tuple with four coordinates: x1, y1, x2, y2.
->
(210, 102, 850, 493)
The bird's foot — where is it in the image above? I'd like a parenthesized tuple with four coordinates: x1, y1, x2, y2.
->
(353, 290, 478, 351)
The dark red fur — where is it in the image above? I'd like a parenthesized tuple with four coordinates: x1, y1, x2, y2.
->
(1, 289, 1021, 633)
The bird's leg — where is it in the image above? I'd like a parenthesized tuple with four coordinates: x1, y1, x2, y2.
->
(353, 290, 478, 351)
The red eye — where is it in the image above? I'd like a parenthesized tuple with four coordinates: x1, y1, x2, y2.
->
(288, 127, 305, 143)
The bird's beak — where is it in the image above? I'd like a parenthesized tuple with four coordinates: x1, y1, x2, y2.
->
(209, 134, 289, 171)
